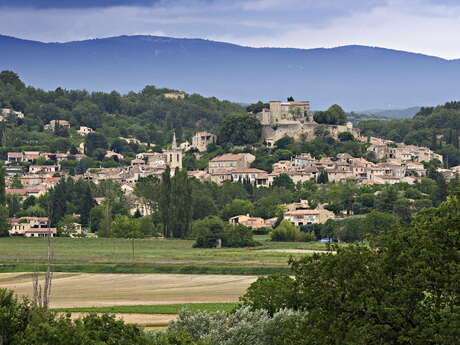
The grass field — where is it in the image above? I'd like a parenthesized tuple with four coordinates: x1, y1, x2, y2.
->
(53, 302, 238, 314)
(0, 235, 333, 275)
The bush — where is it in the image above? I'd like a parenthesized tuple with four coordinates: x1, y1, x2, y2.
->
(252, 227, 270, 235)
(158, 307, 306, 345)
(192, 216, 258, 248)
(221, 224, 259, 248)
(0, 288, 152, 345)
(270, 220, 308, 242)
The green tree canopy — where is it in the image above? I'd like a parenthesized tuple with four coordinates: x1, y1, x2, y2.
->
(219, 113, 262, 146)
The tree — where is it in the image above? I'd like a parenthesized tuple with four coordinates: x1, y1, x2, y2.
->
(84, 133, 108, 157)
(317, 170, 329, 184)
(0, 168, 5, 207)
(57, 215, 79, 237)
(337, 131, 354, 142)
(192, 216, 226, 248)
(192, 216, 256, 248)
(158, 168, 193, 239)
(246, 101, 268, 114)
(0, 288, 152, 344)
(221, 199, 254, 220)
(253, 196, 280, 219)
(240, 274, 297, 316)
(134, 176, 161, 214)
(77, 182, 95, 227)
(314, 104, 347, 125)
(271, 220, 306, 242)
(219, 113, 262, 146)
(111, 215, 143, 238)
(159, 167, 172, 238)
(170, 169, 193, 238)
(242, 192, 460, 344)
(0, 70, 25, 89)
(138, 216, 158, 237)
(6, 194, 22, 217)
(192, 193, 217, 220)
(0, 206, 10, 237)
(271, 173, 295, 190)
(274, 136, 294, 149)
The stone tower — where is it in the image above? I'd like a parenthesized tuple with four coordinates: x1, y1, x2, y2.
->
(164, 132, 183, 170)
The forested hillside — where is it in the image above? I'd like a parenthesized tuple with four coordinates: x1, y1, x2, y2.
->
(358, 101, 460, 167)
(0, 70, 243, 155)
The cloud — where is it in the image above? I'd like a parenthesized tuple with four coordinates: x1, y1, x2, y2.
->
(0, 0, 460, 58)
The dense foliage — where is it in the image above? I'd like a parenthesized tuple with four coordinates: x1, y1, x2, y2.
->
(0, 71, 243, 157)
(191, 216, 257, 248)
(313, 104, 347, 125)
(238, 190, 460, 344)
(0, 288, 152, 345)
(218, 113, 262, 146)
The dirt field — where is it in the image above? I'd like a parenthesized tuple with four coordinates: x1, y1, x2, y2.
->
(68, 312, 176, 326)
(0, 273, 257, 308)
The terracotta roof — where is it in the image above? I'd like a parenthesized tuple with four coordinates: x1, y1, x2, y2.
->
(10, 217, 48, 222)
(231, 168, 267, 174)
(25, 228, 57, 234)
(210, 153, 252, 162)
(285, 210, 321, 216)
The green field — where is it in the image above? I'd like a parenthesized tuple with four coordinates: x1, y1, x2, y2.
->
(0, 236, 332, 275)
(53, 302, 238, 315)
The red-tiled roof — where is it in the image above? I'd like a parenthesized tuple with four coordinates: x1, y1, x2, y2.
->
(210, 153, 251, 162)
(231, 168, 267, 174)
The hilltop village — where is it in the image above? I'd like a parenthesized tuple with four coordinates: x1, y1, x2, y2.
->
(2, 98, 452, 238)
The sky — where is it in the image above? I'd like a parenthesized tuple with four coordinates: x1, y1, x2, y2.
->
(1, 0, 460, 59)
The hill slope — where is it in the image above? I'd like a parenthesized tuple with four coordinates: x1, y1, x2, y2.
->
(355, 106, 421, 119)
(1, 35, 460, 109)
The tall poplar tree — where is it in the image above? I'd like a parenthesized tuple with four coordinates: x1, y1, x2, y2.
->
(159, 167, 192, 239)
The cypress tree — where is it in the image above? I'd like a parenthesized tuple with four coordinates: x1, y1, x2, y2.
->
(159, 166, 172, 238)
(79, 184, 95, 227)
(0, 167, 5, 206)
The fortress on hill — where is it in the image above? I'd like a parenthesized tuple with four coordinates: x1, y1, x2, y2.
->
(255, 100, 360, 146)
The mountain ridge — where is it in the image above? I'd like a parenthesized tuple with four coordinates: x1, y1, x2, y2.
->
(1, 34, 453, 61)
(1, 34, 459, 109)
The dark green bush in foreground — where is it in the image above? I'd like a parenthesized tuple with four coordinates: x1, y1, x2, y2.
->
(0, 289, 151, 345)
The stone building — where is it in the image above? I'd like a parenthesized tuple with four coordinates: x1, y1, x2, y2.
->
(192, 132, 217, 152)
(208, 153, 255, 174)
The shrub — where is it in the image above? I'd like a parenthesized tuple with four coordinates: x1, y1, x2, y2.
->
(270, 220, 307, 242)
(159, 307, 305, 345)
(192, 217, 258, 248)
(0, 288, 151, 345)
(221, 224, 258, 248)
(252, 227, 270, 235)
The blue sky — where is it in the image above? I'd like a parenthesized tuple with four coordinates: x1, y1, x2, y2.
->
(1, 0, 460, 58)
